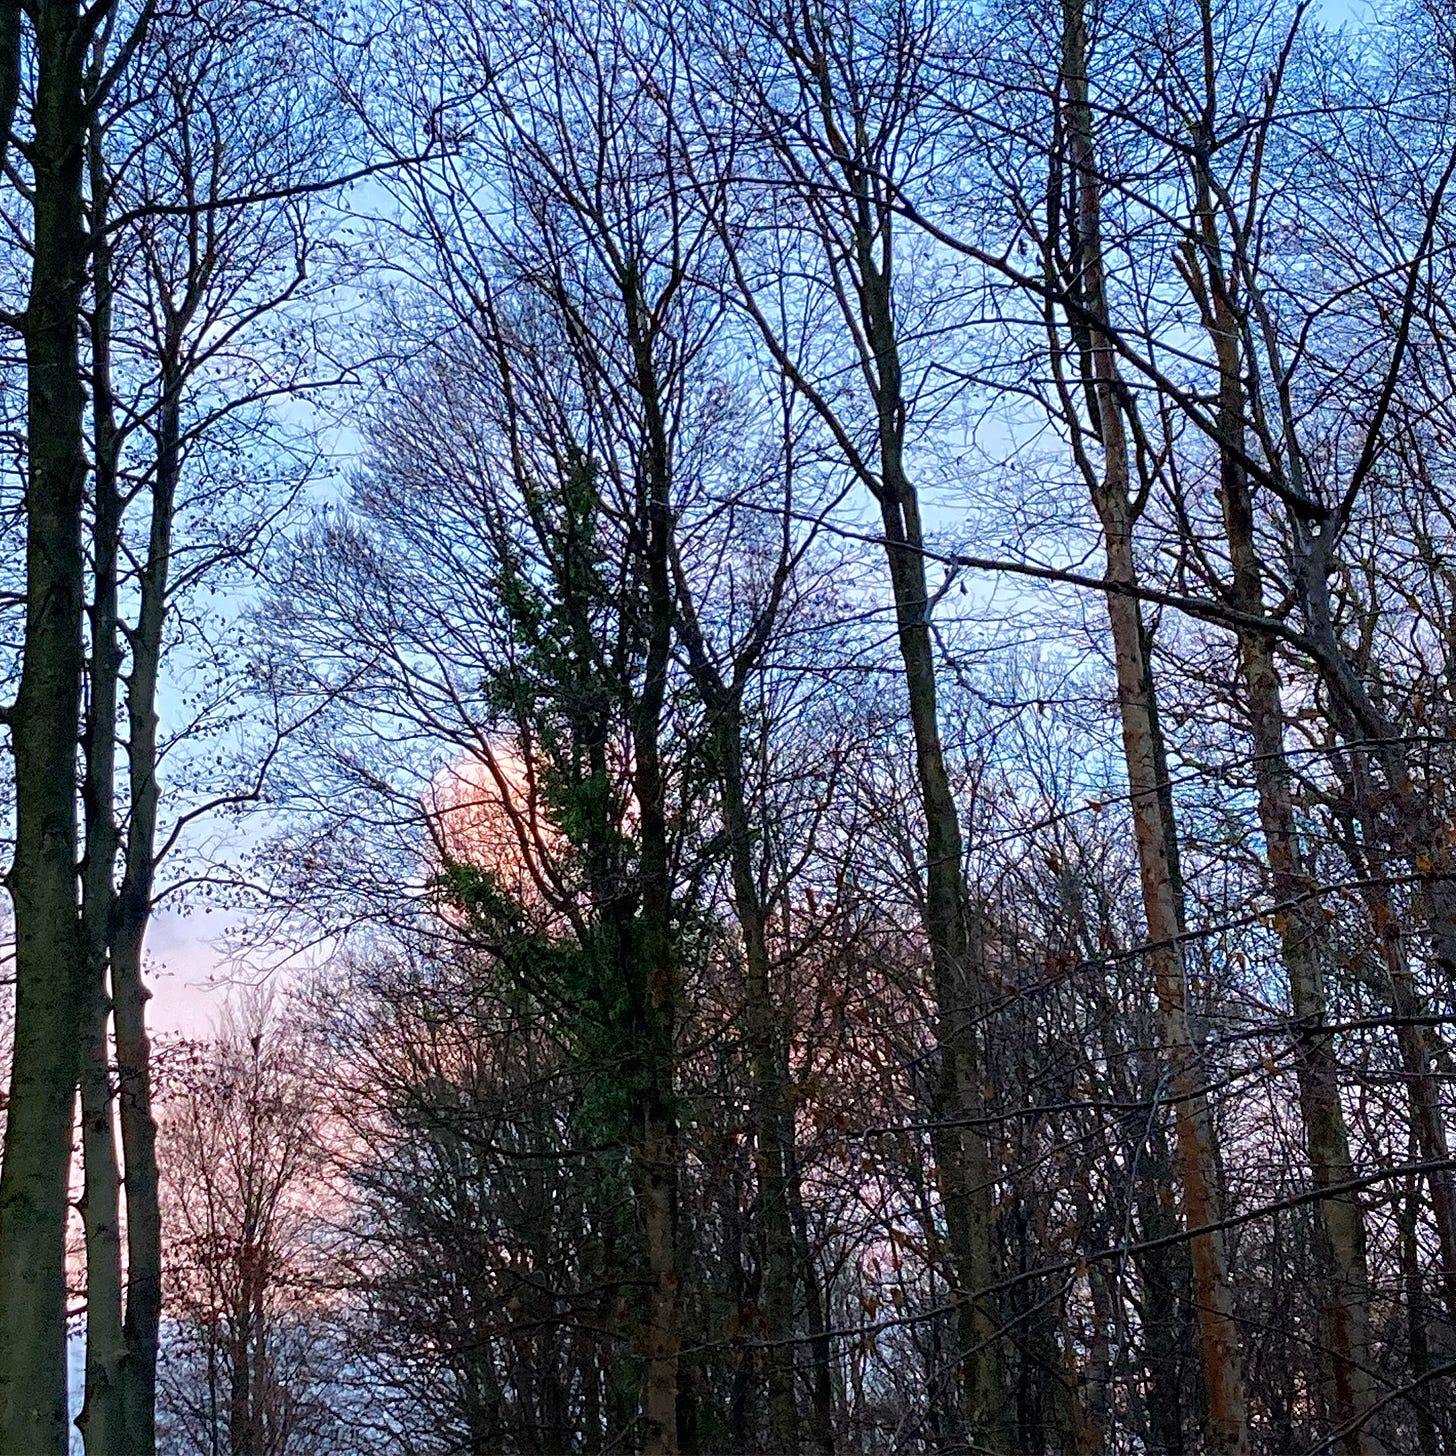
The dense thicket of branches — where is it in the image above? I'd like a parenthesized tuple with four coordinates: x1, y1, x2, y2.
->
(3, 0, 1456, 1452)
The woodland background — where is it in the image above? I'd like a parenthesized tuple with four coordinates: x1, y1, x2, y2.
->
(2, 0, 1456, 1453)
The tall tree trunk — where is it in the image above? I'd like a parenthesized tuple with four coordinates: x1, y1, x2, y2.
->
(78, 112, 126, 1455)
(1401, 1166, 1443, 1455)
(1231, 635, 1378, 1452)
(728, 748, 800, 1453)
(110, 355, 181, 1456)
(671, 565, 802, 1450)
(848, 217, 1004, 1452)
(1059, 2, 1250, 1447)
(1100, 527, 1250, 1456)
(877, 458, 1003, 1447)
(635, 1111, 680, 1456)
(629, 313, 681, 1456)
(1189, 157, 1380, 1445)
(228, 1303, 254, 1456)
(774, 28, 1004, 1430)
(712, 705, 800, 1449)
(0, 6, 92, 1449)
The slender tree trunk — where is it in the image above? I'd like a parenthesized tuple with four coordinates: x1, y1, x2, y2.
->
(1073, 1262, 1114, 1456)
(882, 480, 1004, 1447)
(632, 785, 680, 1456)
(778, 33, 1004, 1428)
(1192, 186, 1380, 1445)
(629, 315, 681, 1456)
(228, 1309, 253, 1456)
(109, 359, 181, 1456)
(1230, 623, 1378, 1452)
(1131, 1127, 1192, 1456)
(1085, 906, 1192, 1452)
(78, 1011, 125, 1455)
(1402, 1167, 1443, 1455)
(1100, 527, 1250, 1456)
(848, 226, 1004, 1450)
(0, 7, 92, 1449)
(671, 573, 802, 1451)
(1059, 3, 1249, 1447)
(716, 710, 800, 1450)
(635, 1113, 680, 1455)
(78, 117, 126, 1454)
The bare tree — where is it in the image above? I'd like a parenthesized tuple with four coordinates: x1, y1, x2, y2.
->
(0, 6, 146, 1446)
(674, 1, 1010, 1439)
(71, 5, 350, 1448)
(156, 996, 336, 1456)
